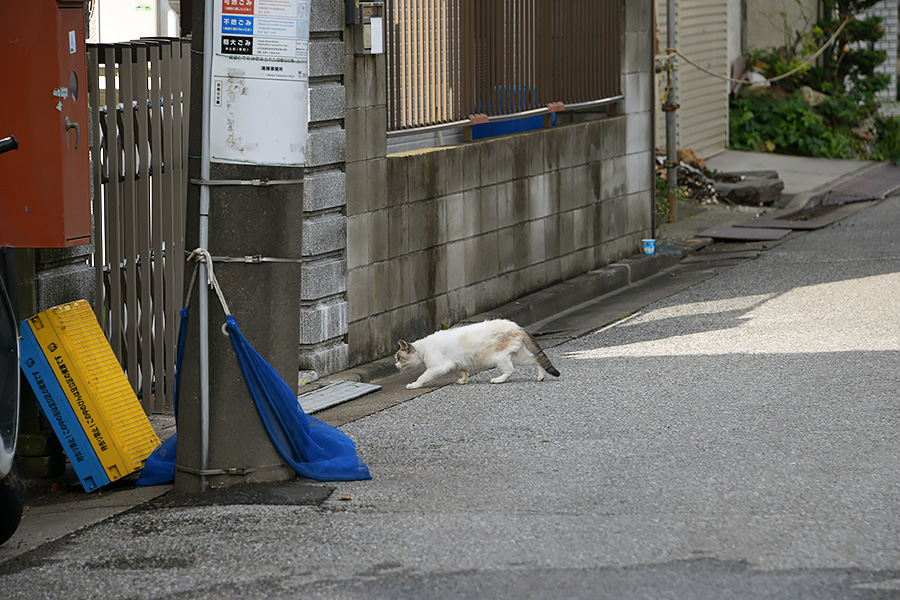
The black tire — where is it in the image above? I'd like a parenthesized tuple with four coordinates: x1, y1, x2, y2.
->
(0, 462, 24, 545)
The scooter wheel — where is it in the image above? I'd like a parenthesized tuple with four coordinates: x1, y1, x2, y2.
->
(0, 462, 24, 545)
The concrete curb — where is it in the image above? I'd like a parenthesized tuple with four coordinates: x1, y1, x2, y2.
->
(337, 246, 689, 385)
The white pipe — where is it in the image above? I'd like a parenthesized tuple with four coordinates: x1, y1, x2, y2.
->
(198, 0, 215, 492)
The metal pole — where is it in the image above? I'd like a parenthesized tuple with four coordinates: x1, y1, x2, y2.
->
(198, 0, 214, 492)
(665, 0, 678, 223)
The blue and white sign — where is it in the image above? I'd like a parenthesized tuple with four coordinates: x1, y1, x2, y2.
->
(221, 16, 254, 35)
(211, 0, 310, 166)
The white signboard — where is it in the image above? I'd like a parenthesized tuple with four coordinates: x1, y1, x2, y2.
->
(210, 0, 310, 166)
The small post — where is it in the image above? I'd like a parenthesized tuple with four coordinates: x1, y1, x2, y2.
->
(665, 0, 678, 223)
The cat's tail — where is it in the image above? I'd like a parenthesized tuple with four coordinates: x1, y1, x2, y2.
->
(524, 332, 560, 377)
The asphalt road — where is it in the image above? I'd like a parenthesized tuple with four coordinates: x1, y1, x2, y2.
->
(1, 196, 898, 599)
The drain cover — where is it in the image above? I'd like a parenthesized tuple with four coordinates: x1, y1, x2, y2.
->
(826, 163, 900, 204)
(298, 380, 382, 414)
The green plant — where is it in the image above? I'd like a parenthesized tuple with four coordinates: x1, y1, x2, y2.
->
(655, 172, 687, 224)
(730, 89, 853, 158)
(873, 116, 900, 164)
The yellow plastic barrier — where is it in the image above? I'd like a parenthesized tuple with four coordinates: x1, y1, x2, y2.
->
(26, 300, 160, 482)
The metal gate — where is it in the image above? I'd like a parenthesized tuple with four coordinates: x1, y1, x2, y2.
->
(88, 38, 190, 413)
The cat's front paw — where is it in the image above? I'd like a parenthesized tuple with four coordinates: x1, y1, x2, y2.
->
(406, 382, 422, 390)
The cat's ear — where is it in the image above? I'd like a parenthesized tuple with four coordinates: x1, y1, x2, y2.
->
(398, 340, 414, 353)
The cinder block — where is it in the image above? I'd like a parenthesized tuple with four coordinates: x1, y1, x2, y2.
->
(369, 260, 392, 314)
(626, 0, 652, 33)
(528, 175, 551, 219)
(496, 183, 517, 229)
(600, 117, 626, 159)
(300, 257, 347, 301)
(35, 263, 95, 312)
(527, 219, 547, 265)
(463, 189, 482, 238)
(446, 193, 466, 242)
(299, 300, 349, 345)
(347, 214, 368, 269)
(423, 151, 448, 199)
(309, 82, 345, 123)
(366, 106, 387, 160)
(627, 112, 653, 155)
(304, 169, 346, 213)
(406, 153, 427, 203)
(446, 240, 466, 290)
(16, 432, 63, 457)
(344, 108, 367, 164)
(367, 158, 388, 211)
(408, 198, 446, 252)
(387, 155, 409, 207)
(480, 138, 501, 186)
(574, 206, 589, 250)
(625, 72, 653, 115)
(498, 227, 516, 274)
(309, 39, 344, 78)
(480, 185, 499, 232)
(347, 267, 370, 322)
(602, 155, 628, 201)
(298, 341, 349, 376)
(627, 150, 653, 195)
(626, 191, 653, 234)
(367, 209, 390, 263)
(418, 245, 448, 297)
(344, 55, 366, 111)
(388, 205, 409, 258)
(462, 144, 482, 190)
(302, 213, 346, 257)
(559, 210, 576, 255)
(367, 311, 394, 360)
(345, 160, 366, 216)
(306, 125, 346, 168)
(444, 145, 465, 194)
(625, 31, 651, 75)
(310, 0, 343, 32)
(348, 319, 371, 367)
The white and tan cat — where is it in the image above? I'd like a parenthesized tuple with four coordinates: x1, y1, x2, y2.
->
(395, 319, 560, 389)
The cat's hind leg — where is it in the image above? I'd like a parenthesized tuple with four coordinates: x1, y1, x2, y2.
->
(537, 364, 547, 381)
(457, 370, 469, 384)
(490, 355, 515, 384)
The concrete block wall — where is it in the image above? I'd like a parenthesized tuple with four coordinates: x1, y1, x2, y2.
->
(299, 0, 350, 376)
(344, 0, 655, 367)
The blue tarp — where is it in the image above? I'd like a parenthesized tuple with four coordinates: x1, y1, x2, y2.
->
(137, 311, 370, 486)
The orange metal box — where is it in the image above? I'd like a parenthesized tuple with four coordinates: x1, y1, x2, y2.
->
(0, 1, 92, 248)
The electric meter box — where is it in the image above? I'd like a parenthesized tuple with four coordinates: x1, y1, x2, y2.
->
(353, 2, 384, 55)
(0, 1, 92, 248)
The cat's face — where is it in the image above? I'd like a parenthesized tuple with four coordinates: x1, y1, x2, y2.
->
(395, 340, 422, 371)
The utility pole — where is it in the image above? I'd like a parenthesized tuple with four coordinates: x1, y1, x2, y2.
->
(175, 0, 310, 493)
(664, 0, 679, 223)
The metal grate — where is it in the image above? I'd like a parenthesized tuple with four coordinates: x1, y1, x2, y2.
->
(826, 163, 900, 205)
(298, 381, 383, 414)
(385, 0, 622, 133)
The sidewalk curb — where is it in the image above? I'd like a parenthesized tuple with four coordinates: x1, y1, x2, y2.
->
(336, 246, 690, 385)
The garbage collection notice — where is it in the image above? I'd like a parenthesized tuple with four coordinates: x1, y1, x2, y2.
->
(210, 0, 310, 166)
